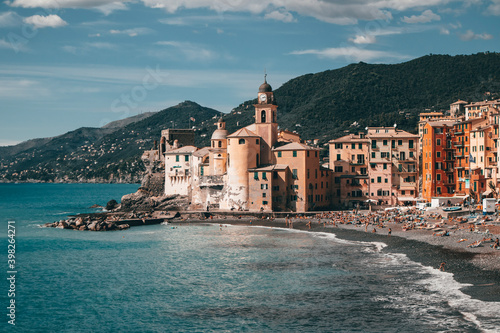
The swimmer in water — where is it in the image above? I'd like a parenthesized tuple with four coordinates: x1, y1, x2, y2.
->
(439, 262, 446, 271)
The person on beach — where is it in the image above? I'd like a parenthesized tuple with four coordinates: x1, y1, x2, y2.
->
(439, 262, 446, 271)
(307, 221, 312, 229)
(388, 228, 391, 237)
(493, 238, 499, 249)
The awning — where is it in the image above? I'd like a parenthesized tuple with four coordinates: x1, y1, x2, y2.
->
(398, 197, 418, 201)
(482, 190, 492, 197)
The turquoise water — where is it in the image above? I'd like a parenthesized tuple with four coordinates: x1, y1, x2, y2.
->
(1, 184, 500, 332)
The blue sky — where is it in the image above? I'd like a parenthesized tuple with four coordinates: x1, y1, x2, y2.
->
(0, 0, 499, 146)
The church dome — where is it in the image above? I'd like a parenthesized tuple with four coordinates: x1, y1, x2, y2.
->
(259, 81, 272, 93)
(211, 128, 228, 140)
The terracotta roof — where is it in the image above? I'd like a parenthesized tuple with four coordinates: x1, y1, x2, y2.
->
(193, 147, 210, 157)
(227, 127, 259, 138)
(249, 164, 289, 172)
(450, 100, 468, 105)
(165, 145, 198, 154)
(367, 129, 419, 138)
(427, 120, 456, 127)
(329, 133, 369, 143)
(273, 142, 319, 151)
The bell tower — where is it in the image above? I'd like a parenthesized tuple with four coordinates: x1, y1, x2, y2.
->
(254, 74, 278, 165)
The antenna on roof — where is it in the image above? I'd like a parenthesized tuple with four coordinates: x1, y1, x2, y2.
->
(264, 68, 267, 83)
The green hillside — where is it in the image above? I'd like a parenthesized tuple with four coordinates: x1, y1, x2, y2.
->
(1, 53, 499, 182)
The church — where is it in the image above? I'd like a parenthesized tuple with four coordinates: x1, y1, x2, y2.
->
(162, 78, 332, 212)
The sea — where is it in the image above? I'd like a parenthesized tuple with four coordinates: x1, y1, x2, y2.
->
(1, 183, 500, 332)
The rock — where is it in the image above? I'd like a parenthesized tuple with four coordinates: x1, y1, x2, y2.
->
(117, 224, 130, 230)
(89, 204, 103, 209)
(43, 223, 54, 228)
(106, 199, 119, 211)
(75, 218, 83, 227)
(79, 225, 87, 231)
(58, 221, 69, 229)
(88, 221, 98, 231)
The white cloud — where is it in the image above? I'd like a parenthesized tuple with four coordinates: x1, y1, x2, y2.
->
(0, 37, 29, 52)
(8, 0, 129, 14)
(264, 10, 296, 23)
(109, 27, 154, 37)
(486, 0, 500, 15)
(349, 35, 377, 44)
(155, 41, 216, 61)
(23, 14, 67, 28)
(290, 46, 409, 63)
(402, 10, 441, 23)
(459, 30, 494, 40)
(440, 27, 450, 35)
(0, 11, 23, 27)
(88, 33, 101, 37)
(143, 0, 432, 25)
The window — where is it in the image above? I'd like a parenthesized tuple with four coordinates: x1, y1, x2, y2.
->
(383, 163, 387, 170)
(307, 151, 310, 157)
(262, 193, 266, 198)
(359, 143, 362, 149)
(277, 151, 282, 158)
(254, 172, 258, 180)
(292, 169, 298, 179)
(371, 152, 376, 158)
(334, 177, 340, 184)
(392, 140, 396, 148)
(307, 169, 310, 179)
(377, 177, 381, 183)
(436, 139, 441, 146)
(436, 152, 441, 158)
(200, 166, 204, 176)
(398, 140, 402, 146)
(239, 139, 245, 144)
(262, 172, 267, 180)
(185, 155, 189, 162)
(335, 143, 343, 149)
(256, 139, 259, 144)
(409, 140, 414, 148)
(352, 143, 356, 149)
(175, 155, 179, 162)
(371, 178, 374, 183)
(385, 178, 388, 183)
(437, 174, 441, 181)
(315, 169, 318, 179)
(371, 140, 377, 149)
(218, 141, 222, 148)
(337, 154, 341, 161)
(263, 201, 268, 205)
(261, 184, 268, 190)
(334, 166, 343, 172)
(293, 151, 297, 157)
(383, 140, 388, 146)
(273, 171, 278, 179)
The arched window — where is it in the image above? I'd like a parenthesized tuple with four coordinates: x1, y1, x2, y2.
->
(261, 110, 266, 123)
(218, 141, 222, 148)
(239, 139, 245, 145)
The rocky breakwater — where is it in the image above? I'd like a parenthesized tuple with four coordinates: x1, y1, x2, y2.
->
(43, 215, 130, 231)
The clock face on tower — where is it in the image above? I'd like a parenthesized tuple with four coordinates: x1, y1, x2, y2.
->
(259, 94, 267, 103)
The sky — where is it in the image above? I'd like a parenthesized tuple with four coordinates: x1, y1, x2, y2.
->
(0, 0, 499, 146)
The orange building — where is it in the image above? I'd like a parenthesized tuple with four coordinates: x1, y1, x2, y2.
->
(422, 121, 455, 201)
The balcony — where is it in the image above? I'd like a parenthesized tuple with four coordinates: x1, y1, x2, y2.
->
(454, 142, 464, 148)
(444, 168, 455, 173)
(455, 130, 464, 135)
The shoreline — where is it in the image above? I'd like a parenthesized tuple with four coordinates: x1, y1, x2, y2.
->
(169, 216, 500, 302)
